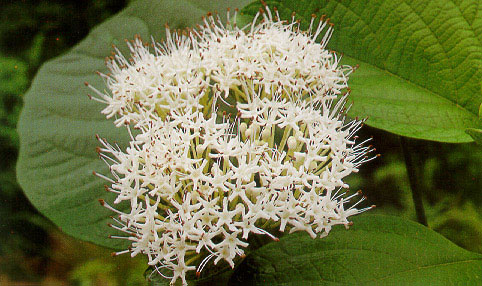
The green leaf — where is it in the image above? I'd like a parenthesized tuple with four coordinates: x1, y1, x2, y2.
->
(241, 0, 482, 143)
(229, 215, 482, 285)
(16, 0, 251, 249)
(466, 128, 482, 144)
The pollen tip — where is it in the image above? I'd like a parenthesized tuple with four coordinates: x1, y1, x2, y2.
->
(87, 94, 92, 99)
(111, 252, 117, 257)
(95, 146, 101, 154)
(371, 205, 377, 208)
(357, 190, 362, 194)
(84, 81, 89, 86)
(376, 154, 381, 157)
(273, 237, 280, 242)
(98, 198, 105, 206)
(196, 271, 201, 278)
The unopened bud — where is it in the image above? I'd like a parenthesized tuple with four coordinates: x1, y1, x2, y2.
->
(287, 136, 297, 149)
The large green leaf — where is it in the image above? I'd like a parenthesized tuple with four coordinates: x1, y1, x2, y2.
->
(16, 0, 251, 249)
(229, 215, 482, 285)
(242, 0, 482, 143)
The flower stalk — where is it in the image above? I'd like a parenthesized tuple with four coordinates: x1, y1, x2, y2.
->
(399, 136, 428, 226)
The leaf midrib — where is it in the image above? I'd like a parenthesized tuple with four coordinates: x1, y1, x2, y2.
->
(260, 247, 482, 283)
(328, 0, 480, 120)
(272, 246, 479, 267)
(344, 55, 478, 121)
(365, 258, 482, 283)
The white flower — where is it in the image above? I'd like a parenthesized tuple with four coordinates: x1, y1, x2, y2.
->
(89, 6, 376, 286)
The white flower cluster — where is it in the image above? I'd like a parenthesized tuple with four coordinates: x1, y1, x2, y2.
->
(88, 7, 375, 286)
(90, 8, 351, 127)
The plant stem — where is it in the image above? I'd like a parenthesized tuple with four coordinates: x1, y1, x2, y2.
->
(399, 136, 428, 227)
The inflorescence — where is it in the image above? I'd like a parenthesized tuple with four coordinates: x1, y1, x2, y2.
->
(87, 6, 376, 285)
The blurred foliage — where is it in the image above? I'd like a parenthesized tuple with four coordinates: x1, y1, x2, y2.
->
(347, 127, 482, 253)
(0, 0, 480, 284)
(0, 0, 150, 284)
